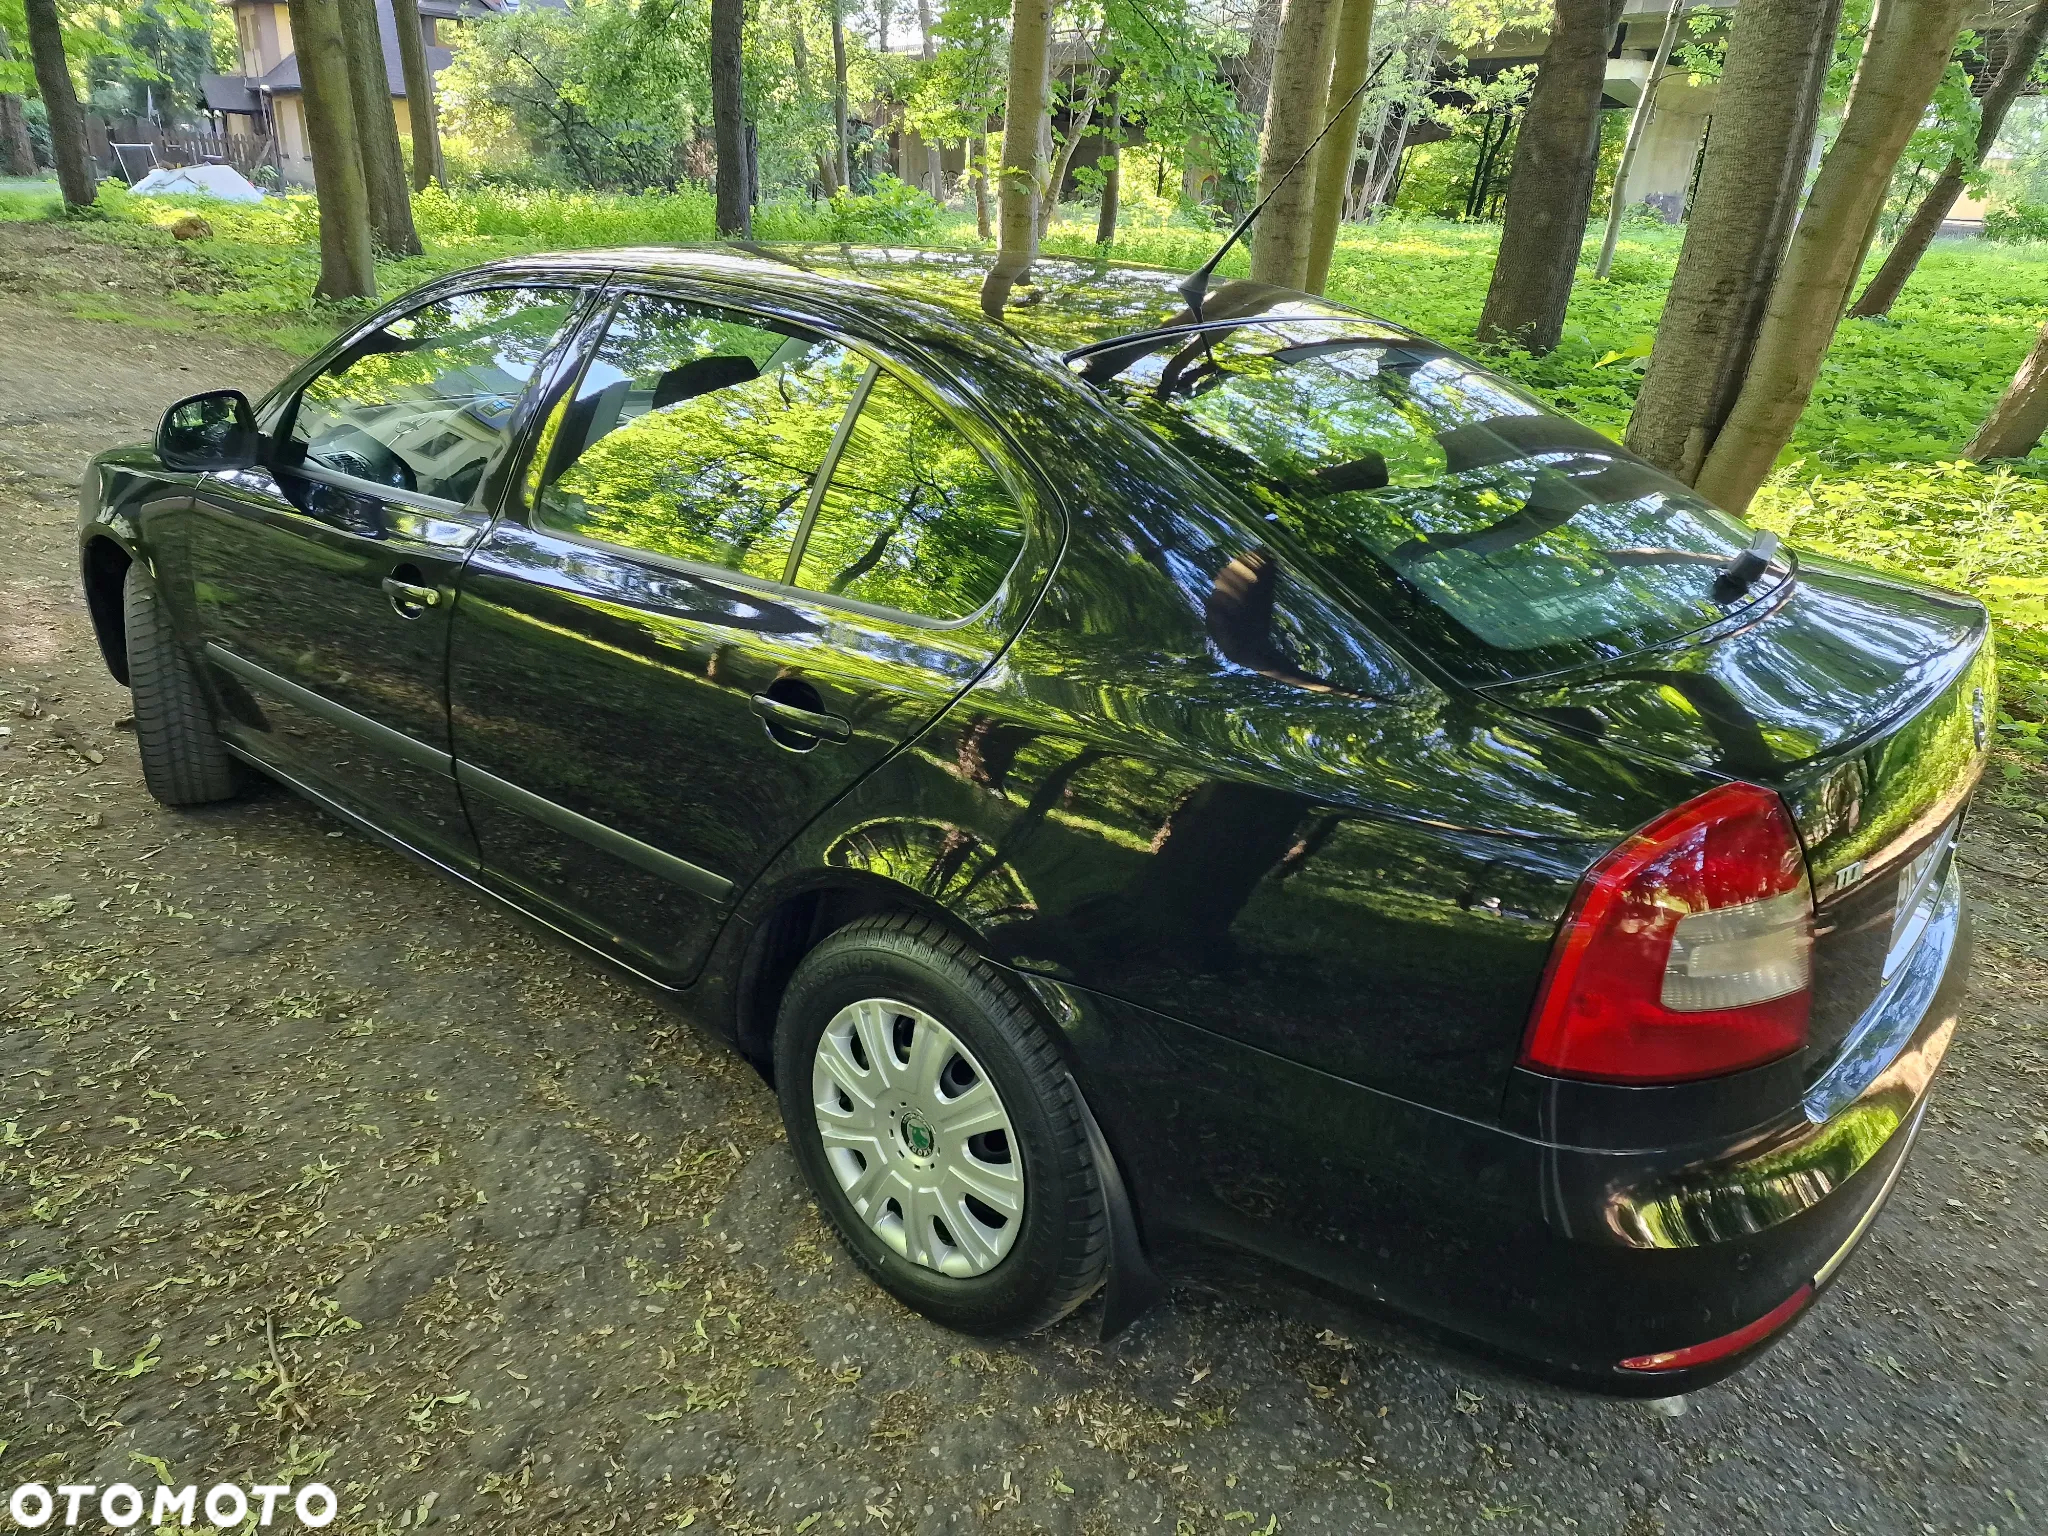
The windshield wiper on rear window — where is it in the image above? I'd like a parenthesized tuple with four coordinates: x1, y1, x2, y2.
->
(1714, 530, 1781, 603)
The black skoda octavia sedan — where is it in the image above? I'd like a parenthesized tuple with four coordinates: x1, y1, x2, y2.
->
(76, 246, 1987, 1394)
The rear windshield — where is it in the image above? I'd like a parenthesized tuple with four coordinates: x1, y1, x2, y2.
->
(1087, 320, 1789, 683)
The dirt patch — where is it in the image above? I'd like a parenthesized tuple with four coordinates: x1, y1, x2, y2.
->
(5, 258, 2048, 1535)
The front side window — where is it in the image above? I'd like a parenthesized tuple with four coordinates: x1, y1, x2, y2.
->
(794, 372, 1025, 619)
(293, 286, 581, 504)
(1099, 321, 1788, 681)
(532, 294, 867, 581)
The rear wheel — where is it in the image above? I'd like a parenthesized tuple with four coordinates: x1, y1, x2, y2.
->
(774, 914, 1108, 1335)
(123, 562, 242, 807)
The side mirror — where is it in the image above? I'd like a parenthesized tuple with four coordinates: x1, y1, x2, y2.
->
(157, 389, 260, 472)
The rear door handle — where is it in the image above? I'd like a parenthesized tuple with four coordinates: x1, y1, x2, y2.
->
(382, 576, 440, 615)
(751, 693, 851, 743)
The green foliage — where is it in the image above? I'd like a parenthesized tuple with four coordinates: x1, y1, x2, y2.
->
(1983, 202, 2048, 243)
(824, 174, 941, 241)
(1749, 459, 2048, 723)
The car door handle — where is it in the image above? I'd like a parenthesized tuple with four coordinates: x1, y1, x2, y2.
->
(382, 576, 440, 615)
(751, 693, 851, 743)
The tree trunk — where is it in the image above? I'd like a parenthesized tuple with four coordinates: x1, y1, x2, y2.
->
(710, 0, 751, 236)
(391, 0, 442, 191)
(1624, 0, 1843, 481)
(1474, 0, 1626, 352)
(285, 0, 377, 300)
(1095, 90, 1121, 246)
(1303, 0, 1376, 296)
(1039, 65, 1102, 237)
(21, 0, 94, 208)
(0, 28, 38, 180)
(981, 0, 1053, 315)
(1851, 0, 2048, 319)
(338, 0, 421, 255)
(831, 4, 851, 190)
(1964, 322, 2048, 459)
(1595, 0, 1682, 280)
(791, 10, 834, 196)
(1240, 0, 1286, 132)
(0, 90, 30, 178)
(1250, 0, 1345, 288)
(974, 129, 992, 238)
(918, 0, 944, 197)
(1696, 0, 1973, 510)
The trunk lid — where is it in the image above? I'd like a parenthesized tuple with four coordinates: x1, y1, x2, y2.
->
(1495, 553, 1993, 1072)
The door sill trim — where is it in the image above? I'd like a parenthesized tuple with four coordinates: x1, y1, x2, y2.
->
(205, 643, 453, 777)
(221, 742, 687, 994)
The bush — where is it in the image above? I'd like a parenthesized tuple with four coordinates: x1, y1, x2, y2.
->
(824, 175, 942, 243)
(1984, 202, 2048, 243)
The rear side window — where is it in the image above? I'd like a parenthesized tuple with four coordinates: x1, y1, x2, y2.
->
(794, 372, 1025, 620)
(1099, 322, 1787, 681)
(532, 294, 868, 580)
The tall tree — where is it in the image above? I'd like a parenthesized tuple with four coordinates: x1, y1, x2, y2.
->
(285, 0, 376, 299)
(1851, 0, 2048, 319)
(1696, 0, 1973, 510)
(831, 0, 852, 190)
(1095, 88, 1120, 245)
(917, 0, 944, 196)
(980, 0, 1053, 315)
(1039, 52, 1103, 236)
(1303, 0, 1377, 295)
(1964, 323, 2048, 460)
(1250, 0, 1343, 288)
(1473, 0, 1626, 351)
(1239, 0, 1286, 133)
(0, 26, 38, 180)
(1593, 0, 1682, 281)
(710, 0, 750, 235)
(21, 0, 93, 209)
(338, 0, 422, 255)
(1625, 0, 1842, 482)
(391, 0, 443, 191)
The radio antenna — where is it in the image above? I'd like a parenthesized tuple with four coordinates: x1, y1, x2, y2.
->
(1178, 49, 1391, 322)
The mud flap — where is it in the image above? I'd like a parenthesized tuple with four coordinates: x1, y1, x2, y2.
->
(1070, 1075, 1164, 1340)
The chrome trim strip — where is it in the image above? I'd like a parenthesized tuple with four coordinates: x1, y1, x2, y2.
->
(453, 760, 734, 903)
(204, 643, 452, 776)
(1806, 860, 1962, 1124)
(1812, 1099, 1923, 1288)
(220, 740, 685, 993)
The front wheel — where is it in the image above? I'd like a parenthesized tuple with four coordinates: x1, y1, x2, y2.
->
(123, 562, 243, 807)
(774, 914, 1108, 1335)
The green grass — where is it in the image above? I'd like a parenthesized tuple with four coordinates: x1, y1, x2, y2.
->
(7, 178, 2048, 751)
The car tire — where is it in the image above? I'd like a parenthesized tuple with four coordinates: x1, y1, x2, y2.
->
(123, 561, 243, 807)
(774, 913, 1109, 1336)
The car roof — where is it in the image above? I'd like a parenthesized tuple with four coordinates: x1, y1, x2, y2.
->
(490, 243, 1410, 362)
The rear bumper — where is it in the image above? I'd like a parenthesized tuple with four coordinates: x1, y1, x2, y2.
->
(1043, 867, 1970, 1396)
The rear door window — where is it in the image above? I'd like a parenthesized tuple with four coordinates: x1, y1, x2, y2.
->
(1099, 321, 1789, 682)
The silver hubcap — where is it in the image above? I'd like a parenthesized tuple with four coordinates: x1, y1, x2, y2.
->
(810, 997, 1024, 1278)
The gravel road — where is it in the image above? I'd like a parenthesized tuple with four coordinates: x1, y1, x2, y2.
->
(4, 222, 2047, 1536)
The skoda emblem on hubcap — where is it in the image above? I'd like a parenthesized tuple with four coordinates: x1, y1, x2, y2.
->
(901, 1109, 937, 1158)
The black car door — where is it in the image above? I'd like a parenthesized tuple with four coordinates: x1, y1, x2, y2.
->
(163, 282, 591, 864)
(446, 285, 1051, 980)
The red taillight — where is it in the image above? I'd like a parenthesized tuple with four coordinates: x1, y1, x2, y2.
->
(1618, 1283, 1813, 1372)
(1521, 782, 1813, 1084)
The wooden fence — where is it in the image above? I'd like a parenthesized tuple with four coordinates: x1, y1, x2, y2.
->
(87, 117, 281, 188)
